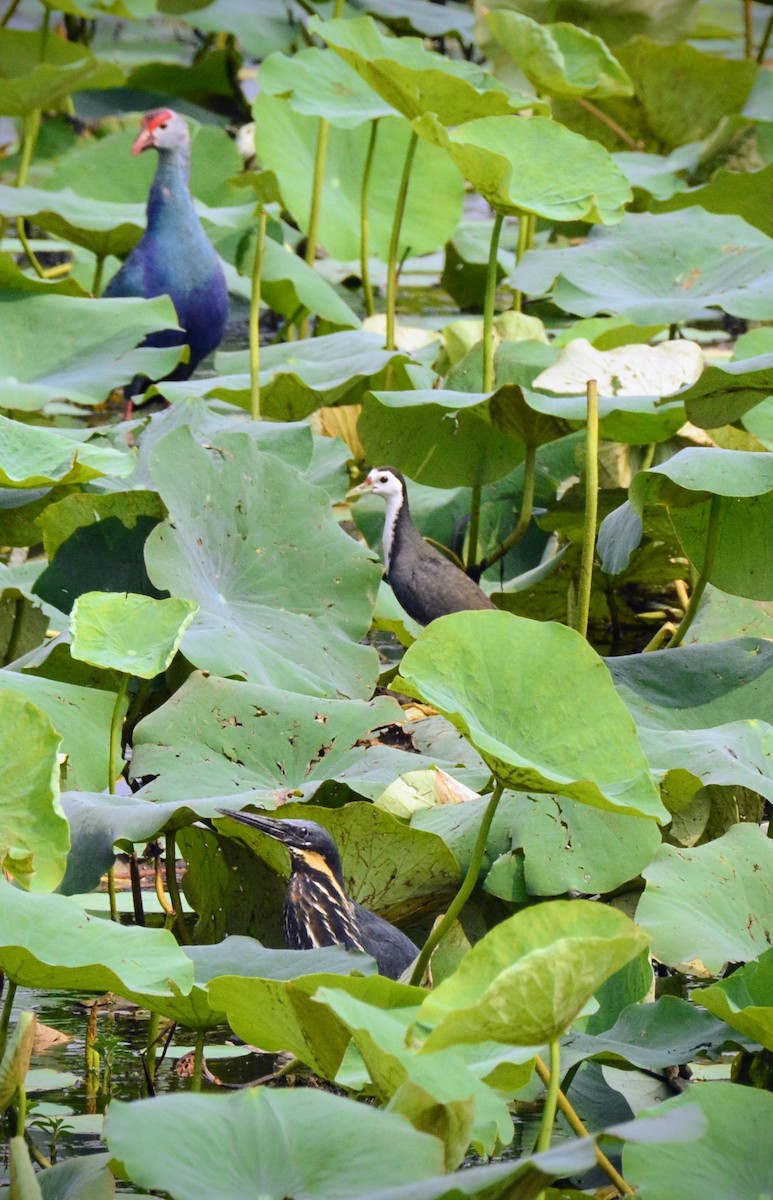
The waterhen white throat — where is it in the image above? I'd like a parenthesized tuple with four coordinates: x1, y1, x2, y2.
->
(355, 466, 496, 626)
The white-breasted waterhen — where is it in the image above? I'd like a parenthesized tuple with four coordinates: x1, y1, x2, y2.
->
(218, 809, 418, 980)
(354, 466, 496, 626)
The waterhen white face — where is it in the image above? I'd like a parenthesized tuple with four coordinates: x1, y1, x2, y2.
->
(355, 466, 496, 625)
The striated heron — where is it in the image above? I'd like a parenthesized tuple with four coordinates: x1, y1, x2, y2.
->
(218, 809, 419, 980)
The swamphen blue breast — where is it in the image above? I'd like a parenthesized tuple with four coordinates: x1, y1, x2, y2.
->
(104, 108, 229, 383)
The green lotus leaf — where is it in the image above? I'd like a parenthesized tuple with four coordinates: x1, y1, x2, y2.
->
(601, 449, 773, 599)
(144, 427, 380, 698)
(131, 672, 405, 805)
(395, 612, 666, 820)
(0, 293, 182, 411)
(513, 210, 773, 323)
(487, 10, 633, 99)
(636, 823, 773, 972)
(623, 1082, 773, 1200)
(563, 995, 748, 1074)
(207, 973, 424, 1079)
(0, 30, 122, 116)
(0, 1012, 36, 1114)
(0, 690, 67, 893)
(0, 877, 194, 998)
(0, 667, 127, 793)
(0, 184, 146, 259)
(253, 101, 463, 262)
(70, 592, 198, 678)
(697, 947, 773, 1051)
(419, 899, 649, 1048)
(415, 113, 630, 223)
(161, 331, 410, 420)
(677, 353, 773, 430)
(552, 36, 756, 153)
(313, 989, 521, 1162)
(310, 14, 540, 124)
(609, 638, 773, 799)
(259, 46, 392, 126)
(359, 389, 526, 488)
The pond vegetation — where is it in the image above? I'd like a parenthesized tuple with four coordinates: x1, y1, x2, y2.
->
(2, 0, 773, 1197)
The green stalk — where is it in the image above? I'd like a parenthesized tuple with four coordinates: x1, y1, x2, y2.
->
(16, 1083, 27, 1137)
(575, 378, 598, 640)
(106, 868, 118, 922)
(108, 674, 129, 795)
(249, 208, 267, 421)
(129, 851, 145, 927)
(0, 0, 21, 26)
(385, 130, 418, 351)
(299, 116, 330, 339)
(666, 493, 721, 649)
(466, 486, 482, 572)
(513, 210, 531, 313)
(533, 1054, 634, 1195)
(476, 444, 536, 575)
(105, 674, 129, 923)
(166, 833, 190, 944)
(16, 108, 40, 190)
(0, 980, 17, 1060)
(359, 119, 380, 318)
(3, 597, 25, 666)
(482, 211, 504, 393)
(410, 782, 504, 985)
(191, 1028, 205, 1092)
(91, 253, 105, 296)
(537, 1039, 561, 1157)
(758, 8, 773, 61)
(145, 1011, 160, 1086)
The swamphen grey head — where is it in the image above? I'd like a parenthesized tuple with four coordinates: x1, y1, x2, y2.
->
(131, 108, 190, 157)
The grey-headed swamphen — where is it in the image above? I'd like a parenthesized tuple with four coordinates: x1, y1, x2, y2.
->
(104, 108, 229, 393)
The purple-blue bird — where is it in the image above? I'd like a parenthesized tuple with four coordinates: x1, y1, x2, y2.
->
(104, 108, 229, 387)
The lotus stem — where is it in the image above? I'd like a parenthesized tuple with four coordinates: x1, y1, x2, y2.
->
(576, 378, 599, 640)
(107, 867, 118, 922)
(666, 492, 721, 649)
(537, 1039, 561, 1157)
(166, 833, 190, 944)
(129, 852, 146, 927)
(145, 1011, 160, 1086)
(410, 781, 504, 985)
(191, 1028, 205, 1092)
(744, 0, 754, 58)
(385, 130, 418, 351)
(249, 207, 267, 421)
(513, 210, 532, 312)
(0, 980, 17, 1060)
(482, 211, 504, 393)
(0, 0, 21, 26)
(3, 597, 25, 666)
(533, 1055, 634, 1195)
(108, 674, 129, 795)
(758, 8, 773, 61)
(466, 486, 482, 572)
(16, 108, 40, 190)
(299, 115, 331, 338)
(91, 253, 105, 296)
(360, 119, 380, 318)
(475, 443, 537, 575)
(575, 97, 641, 150)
